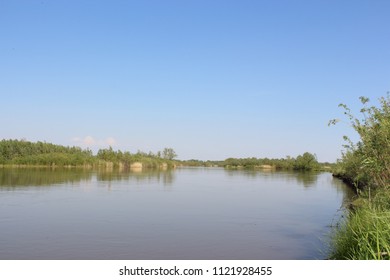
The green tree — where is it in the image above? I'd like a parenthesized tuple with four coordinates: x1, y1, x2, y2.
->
(162, 148, 177, 160)
(293, 152, 319, 171)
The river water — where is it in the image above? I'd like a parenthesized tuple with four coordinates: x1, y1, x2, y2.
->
(0, 167, 352, 260)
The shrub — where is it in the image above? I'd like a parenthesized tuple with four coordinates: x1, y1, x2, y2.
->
(330, 94, 390, 189)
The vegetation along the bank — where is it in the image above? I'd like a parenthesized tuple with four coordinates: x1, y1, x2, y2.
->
(221, 152, 330, 171)
(0, 139, 332, 172)
(329, 94, 390, 259)
(0, 139, 177, 169)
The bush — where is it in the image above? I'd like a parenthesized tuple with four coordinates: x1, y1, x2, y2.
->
(330, 95, 390, 189)
(293, 152, 319, 171)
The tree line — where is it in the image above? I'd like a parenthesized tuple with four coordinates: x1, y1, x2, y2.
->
(1, 139, 327, 171)
(180, 152, 330, 171)
(0, 139, 177, 168)
(0, 139, 94, 166)
(222, 152, 322, 171)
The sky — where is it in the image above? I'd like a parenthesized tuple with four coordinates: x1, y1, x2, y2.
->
(1, 0, 390, 162)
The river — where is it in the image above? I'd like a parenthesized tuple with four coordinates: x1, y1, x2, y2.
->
(0, 167, 353, 259)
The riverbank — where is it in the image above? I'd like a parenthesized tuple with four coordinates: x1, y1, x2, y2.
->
(329, 166, 390, 260)
(329, 187, 390, 259)
(328, 95, 390, 259)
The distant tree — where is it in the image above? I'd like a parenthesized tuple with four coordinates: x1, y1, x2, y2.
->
(97, 146, 117, 162)
(293, 152, 319, 171)
(0, 139, 95, 166)
(162, 148, 177, 160)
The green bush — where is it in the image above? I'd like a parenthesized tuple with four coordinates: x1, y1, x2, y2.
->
(293, 152, 319, 171)
(331, 95, 390, 189)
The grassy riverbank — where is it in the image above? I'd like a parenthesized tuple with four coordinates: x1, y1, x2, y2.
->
(329, 188, 390, 259)
(329, 95, 390, 259)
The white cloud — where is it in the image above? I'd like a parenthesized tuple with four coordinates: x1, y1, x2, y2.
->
(84, 136, 96, 146)
(71, 136, 117, 148)
(105, 137, 117, 146)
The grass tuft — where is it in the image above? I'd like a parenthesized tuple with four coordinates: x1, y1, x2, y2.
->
(329, 189, 390, 259)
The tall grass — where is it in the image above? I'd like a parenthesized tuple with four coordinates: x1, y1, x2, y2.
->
(330, 189, 390, 260)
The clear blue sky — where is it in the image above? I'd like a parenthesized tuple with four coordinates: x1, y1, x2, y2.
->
(1, 0, 389, 162)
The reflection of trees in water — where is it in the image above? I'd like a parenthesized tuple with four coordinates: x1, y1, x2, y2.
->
(330, 176, 356, 207)
(293, 171, 318, 188)
(96, 169, 175, 186)
(224, 168, 355, 208)
(0, 168, 176, 189)
(224, 169, 319, 187)
(0, 168, 92, 188)
(224, 168, 355, 191)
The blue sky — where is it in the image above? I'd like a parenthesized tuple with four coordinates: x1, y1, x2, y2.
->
(1, 0, 390, 162)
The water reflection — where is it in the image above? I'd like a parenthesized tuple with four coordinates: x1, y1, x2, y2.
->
(96, 169, 175, 186)
(0, 168, 175, 189)
(0, 168, 91, 188)
(294, 172, 319, 188)
(330, 175, 356, 208)
(224, 169, 320, 188)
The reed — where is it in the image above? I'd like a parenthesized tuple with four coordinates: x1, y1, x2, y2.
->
(329, 189, 390, 259)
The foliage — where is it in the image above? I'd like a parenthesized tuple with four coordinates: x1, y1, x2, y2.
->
(293, 152, 320, 171)
(96, 146, 177, 168)
(329, 94, 390, 260)
(221, 152, 321, 171)
(0, 139, 177, 169)
(162, 148, 177, 160)
(329, 189, 390, 260)
(330, 94, 390, 189)
(0, 139, 94, 166)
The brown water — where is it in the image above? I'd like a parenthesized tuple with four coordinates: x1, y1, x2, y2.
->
(0, 167, 352, 260)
